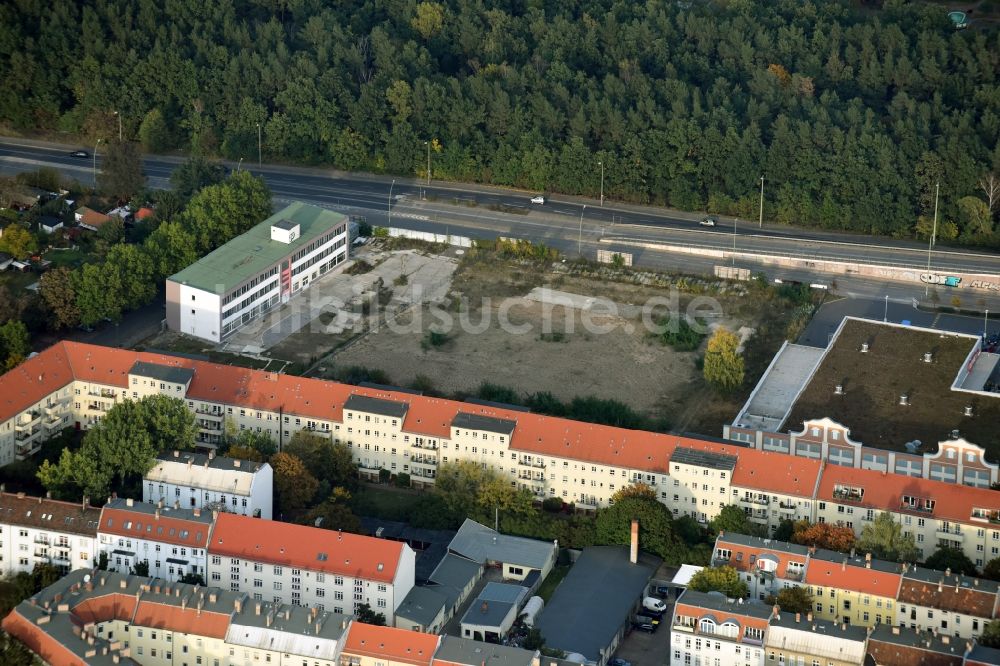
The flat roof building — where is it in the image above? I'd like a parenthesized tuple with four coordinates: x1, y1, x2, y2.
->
(144, 449, 273, 519)
(166, 201, 348, 342)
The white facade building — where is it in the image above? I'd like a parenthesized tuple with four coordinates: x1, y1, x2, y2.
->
(207, 512, 415, 618)
(166, 202, 348, 342)
(144, 450, 273, 519)
(671, 590, 771, 666)
(0, 491, 100, 576)
(97, 497, 214, 583)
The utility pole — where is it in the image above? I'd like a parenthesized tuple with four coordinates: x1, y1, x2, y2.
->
(759, 175, 765, 228)
(257, 123, 262, 168)
(388, 179, 396, 226)
(985, 309, 990, 338)
(578, 204, 587, 256)
(925, 182, 940, 297)
(93, 139, 102, 189)
(114, 111, 122, 142)
(599, 161, 604, 207)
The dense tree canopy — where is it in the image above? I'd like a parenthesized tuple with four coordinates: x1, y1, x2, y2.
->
(1, 1, 998, 243)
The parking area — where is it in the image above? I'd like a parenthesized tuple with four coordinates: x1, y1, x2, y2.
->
(611, 601, 674, 666)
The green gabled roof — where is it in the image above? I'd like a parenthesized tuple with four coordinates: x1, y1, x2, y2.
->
(168, 202, 346, 295)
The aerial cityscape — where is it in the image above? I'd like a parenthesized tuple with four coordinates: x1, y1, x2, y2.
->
(0, 1, 999, 665)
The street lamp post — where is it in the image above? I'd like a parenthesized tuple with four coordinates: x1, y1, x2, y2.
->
(578, 204, 587, 256)
(93, 139, 102, 189)
(388, 179, 396, 225)
(986, 309, 990, 338)
(237, 157, 244, 173)
(759, 175, 765, 228)
(114, 111, 122, 141)
(925, 182, 940, 297)
(256, 123, 262, 168)
(732, 217, 738, 268)
(599, 161, 604, 207)
(425, 141, 431, 186)
(884, 295, 889, 322)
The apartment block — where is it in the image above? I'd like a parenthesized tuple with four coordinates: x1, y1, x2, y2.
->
(341, 622, 439, 666)
(207, 512, 415, 617)
(3, 340, 1000, 576)
(143, 449, 273, 519)
(97, 497, 213, 583)
(896, 565, 1000, 640)
(670, 590, 771, 666)
(166, 202, 348, 342)
(802, 550, 901, 628)
(764, 610, 868, 666)
(712, 532, 810, 600)
(0, 490, 100, 576)
(866, 624, 971, 666)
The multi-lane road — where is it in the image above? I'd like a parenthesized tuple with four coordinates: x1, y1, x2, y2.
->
(3, 137, 1000, 304)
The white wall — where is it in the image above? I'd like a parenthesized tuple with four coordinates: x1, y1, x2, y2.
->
(0, 524, 96, 577)
(179, 284, 222, 343)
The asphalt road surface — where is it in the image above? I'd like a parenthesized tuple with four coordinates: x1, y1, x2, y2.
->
(4, 137, 1000, 311)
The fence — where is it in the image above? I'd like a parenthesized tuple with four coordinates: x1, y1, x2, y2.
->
(387, 227, 472, 248)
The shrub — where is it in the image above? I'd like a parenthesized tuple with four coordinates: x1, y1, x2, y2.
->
(542, 497, 565, 513)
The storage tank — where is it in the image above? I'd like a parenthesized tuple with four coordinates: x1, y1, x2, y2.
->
(521, 595, 544, 627)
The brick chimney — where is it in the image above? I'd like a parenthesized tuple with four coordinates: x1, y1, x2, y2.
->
(630, 519, 639, 564)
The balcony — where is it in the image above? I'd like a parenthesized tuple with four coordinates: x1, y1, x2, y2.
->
(778, 502, 797, 513)
(16, 438, 41, 460)
(755, 568, 775, 580)
(518, 459, 546, 469)
(86, 402, 109, 413)
(43, 400, 67, 416)
(33, 549, 49, 559)
(43, 415, 65, 431)
(195, 408, 223, 419)
(712, 555, 731, 566)
(785, 569, 804, 582)
(411, 469, 436, 480)
(197, 420, 222, 431)
(833, 487, 864, 502)
(33, 535, 49, 545)
(936, 529, 963, 544)
(900, 500, 934, 515)
(16, 411, 41, 431)
(739, 496, 769, 506)
(87, 388, 116, 399)
(742, 635, 764, 647)
(411, 441, 438, 450)
(410, 456, 437, 467)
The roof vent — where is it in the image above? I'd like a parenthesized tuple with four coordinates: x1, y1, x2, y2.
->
(860, 342, 869, 353)
(904, 440, 922, 453)
(923, 351, 933, 363)
(951, 429, 960, 439)
(964, 405, 973, 417)
(834, 384, 844, 396)
(899, 394, 909, 406)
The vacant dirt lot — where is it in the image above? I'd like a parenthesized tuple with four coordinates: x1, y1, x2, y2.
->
(315, 249, 754, 423)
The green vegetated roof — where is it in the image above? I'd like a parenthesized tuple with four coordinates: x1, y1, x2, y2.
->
(169, 202, 346, 295)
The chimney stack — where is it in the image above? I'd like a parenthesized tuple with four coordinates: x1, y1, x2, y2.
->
(795, 613, 801, 623)
(630, 519, 639, 564)
(772, 605, 780, 620)
(865, 552, 872, 569)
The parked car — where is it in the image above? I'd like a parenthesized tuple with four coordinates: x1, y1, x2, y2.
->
(632, 619, 656, 633)
(530, 195, 545, 204)
(699, 216, 717, 227)
(643, 596, 667, 613)
(610, 659, 631, 666)
(69, 150, 89, 158)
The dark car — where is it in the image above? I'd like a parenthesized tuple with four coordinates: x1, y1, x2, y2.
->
(69, 150, 89, 158)
(632, 620, 655, 633)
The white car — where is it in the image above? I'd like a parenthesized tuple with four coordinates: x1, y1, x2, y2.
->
(642, 596, 667, 613)
(530, 195, 545, 204)
(699, 216, 717, 227)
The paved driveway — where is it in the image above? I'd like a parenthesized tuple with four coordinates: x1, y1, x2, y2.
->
(611, 602, 673, 666)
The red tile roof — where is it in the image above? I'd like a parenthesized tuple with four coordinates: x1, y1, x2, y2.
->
(133, 599, 230, 638)
(343, 622, 439, 666)
(100, 505, 212, 549)
(71, 593, 138, 624)
(0, 342, 74, 425)
(867, 635, 965, 666)
(76, 207, 112, 229)
(209, 512, 404, 582)
(135, 207, 155, 221)
(674, 601, 771, 636)
(818, 464, 1000, 525)
(897, 572, 999, 619)
(804, 556, 902, 598)
(715, 536, 808, 579)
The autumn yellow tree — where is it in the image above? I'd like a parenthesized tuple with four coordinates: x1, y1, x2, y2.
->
(703, 327, 745, 391)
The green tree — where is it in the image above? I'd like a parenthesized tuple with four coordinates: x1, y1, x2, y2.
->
(411, 2, 445, 40)
(710, 505, 765, 537)
(773, 519, 795, 542)
(595, 495, 677, 561)
(180, 573, 206, 586)
(144, 221, 198, 280)
(858, 512, 920, 562)
(956, 196, 992, 236)
(271, 452, 319, 518)
(688, 566, 749, 598)
(983, 558, 1000, 581)
(39, 266, 80, 329)
(132, 560, 150, 577)
(478, 476, 535, 518)
(105, 243, 156, 310)
(703, 328, 745, 391)
(182, 171, 271, 254)
(38, 395, 196, 498)
(303, 489, 362, 534)
(0, 225, 38, 260)
(138, 108, 170, 152)
(773, 586, 813, 614)
(924, 547, 977, 576)
(169, 157, 227, 198)
(0, 629, 35, 665)
(221, 423, 276, 459)
(284, 431, 357, 492)
(981, 620, 1000, 648)
(74, 262, 123, 326)
(355, 602, 386, 626)
(434, 460, 494, 517)
(98, 140, 144, 200)
(0, 321, 30, 369)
